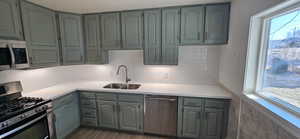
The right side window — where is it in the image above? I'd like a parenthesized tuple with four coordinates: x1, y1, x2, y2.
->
(259, 9, 300, 110)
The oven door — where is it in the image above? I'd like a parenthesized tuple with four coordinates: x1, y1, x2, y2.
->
(0, 43, 13, 70)
(0, 114, 50, 139)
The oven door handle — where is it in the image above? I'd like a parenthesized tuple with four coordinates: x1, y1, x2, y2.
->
(0, 114, 47, 139)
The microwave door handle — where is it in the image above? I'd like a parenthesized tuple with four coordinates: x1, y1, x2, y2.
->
(8, 45, 15, 69)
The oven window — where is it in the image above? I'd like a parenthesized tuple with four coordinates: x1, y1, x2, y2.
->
(7, 117, 49, 139)
(13, 48, 28, 64)
(0, 48, 11, 65)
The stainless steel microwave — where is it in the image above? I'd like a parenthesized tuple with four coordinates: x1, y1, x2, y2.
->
(0, 40, 30, 70)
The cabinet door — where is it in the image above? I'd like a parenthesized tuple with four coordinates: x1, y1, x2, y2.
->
(205, 4, 230, 44)
(181, 6, 205, 45)
(97, 100, 118, 129)
(101, 13, 121, 50)
(118, 102, 143, 132)
(202, 108, 224, 139)
(21, 1, 60, 67)
(0, 0, 22, 40)
(121, 11, 143, 50)
(54, 93, 80, 139)
(84, 15, 108, 64)
(162, 8, 180, 65)
(59, 13, 84, 65)
(182, 107, 202, 138)
(144, 9, 161, 65)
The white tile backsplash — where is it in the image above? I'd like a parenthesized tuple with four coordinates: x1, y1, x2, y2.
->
(0, 46, 221, 93)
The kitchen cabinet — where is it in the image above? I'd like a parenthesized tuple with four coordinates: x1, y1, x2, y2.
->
(0, 0, 23, 40)
(143, 9, 162, 65)
(203, 108, 224, 139)
(21, 0, 60, 68)
(83, 14, 108, 64)
(180, 6, 205, 45)
(58, 13, 84, 65)
(53, 93, 80, 139)
(119, 102, 143, 132)
(205, 4, 230, 44)
(178, 97, 229, 139)
(121, 11, 144, 50)
(97, 100, 118, 129)
(182, 107, 202, 138)
(80, 92, 98, 127)
(101, 13, 121, 50)
(162, 8, 180, 65)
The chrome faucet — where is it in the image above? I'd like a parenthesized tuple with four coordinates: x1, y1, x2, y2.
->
(116, 65, 131, 83)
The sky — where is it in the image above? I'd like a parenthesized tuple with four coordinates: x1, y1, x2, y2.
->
(270, 9, 300, 40)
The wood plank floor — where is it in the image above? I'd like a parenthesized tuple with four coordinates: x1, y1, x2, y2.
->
(66, 128, 175, 139)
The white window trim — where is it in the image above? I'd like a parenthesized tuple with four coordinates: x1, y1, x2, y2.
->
(244, 0, 300, 127)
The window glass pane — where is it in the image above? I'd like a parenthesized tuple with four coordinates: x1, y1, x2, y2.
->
(262, 9, 300, 108)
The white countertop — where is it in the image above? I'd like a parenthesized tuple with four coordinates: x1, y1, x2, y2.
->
(23, 81, 232, 100)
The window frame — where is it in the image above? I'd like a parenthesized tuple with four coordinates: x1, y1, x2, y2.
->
(244, 0, 300, 118)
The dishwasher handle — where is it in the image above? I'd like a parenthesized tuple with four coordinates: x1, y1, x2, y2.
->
(146, 97, 177, 102)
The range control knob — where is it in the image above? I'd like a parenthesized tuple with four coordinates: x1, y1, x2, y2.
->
(1, 122, 8, 128)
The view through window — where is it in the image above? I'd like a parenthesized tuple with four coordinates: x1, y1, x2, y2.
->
(261, 9, 300, 109)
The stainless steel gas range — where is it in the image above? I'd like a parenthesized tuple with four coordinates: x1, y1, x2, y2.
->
(0, 81, 56, 139)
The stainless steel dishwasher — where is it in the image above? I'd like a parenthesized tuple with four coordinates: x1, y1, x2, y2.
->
(144, 95, 178, 136)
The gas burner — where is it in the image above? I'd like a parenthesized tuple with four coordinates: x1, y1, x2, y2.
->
(0, 97, 49, 122)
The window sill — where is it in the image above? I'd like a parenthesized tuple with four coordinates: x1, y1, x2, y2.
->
(243, 93, 300, 130)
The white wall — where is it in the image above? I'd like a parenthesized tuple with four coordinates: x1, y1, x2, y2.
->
(219, 0, 285, 94)
(0, 46, 221, 93)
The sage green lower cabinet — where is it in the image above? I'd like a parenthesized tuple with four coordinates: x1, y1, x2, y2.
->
(118, 102, 143, 132)
(21, 1, 60, 67)
(0, 0, 23, 40)
(53, 93, 80, 139)
(58, 13, 84, 65)
(182, 107, 202, 138)
(178, 97, 230, 139)
(203, 108, 224, 139)
(97, 100, 118, 129)
(80, 92, 98, 127)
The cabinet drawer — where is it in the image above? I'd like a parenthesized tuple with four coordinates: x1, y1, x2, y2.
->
(80, 92, 95, 99)
(96, 93, 117, 101)
(80, 99, 96, 108)
(53, 93, 76, 109)
(81, 108, 97, 118)
(183, 98, 203, 107)
(205, 99, 225, 109)
(118, 94, 144, 102)
(81, 117, 97, 127)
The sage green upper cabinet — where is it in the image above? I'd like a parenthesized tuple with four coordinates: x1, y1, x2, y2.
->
(83, 15, 108, 64)
(101, 13, 121, 50)
(21, 1, 60, 68)
(121, 11, 144, 50)
(202, 108, 224, 139)
(0, 0, 23, 40)
(205, 4, 230, 44)
(118, 102, 143, 132)
(143, 9, 161, 65)
(162, 8, 180, 65)
(181, 6, 205, 45)
(58, 13, 84, 65)
(97, 100, 118, 129)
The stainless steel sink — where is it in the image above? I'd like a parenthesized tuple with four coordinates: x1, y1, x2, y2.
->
(103, 83, 141, 90)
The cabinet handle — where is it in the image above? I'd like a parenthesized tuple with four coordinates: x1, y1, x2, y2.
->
(198, 32, 201, 40)
(198, 112, 201, 119)
(29, 57, 33, 65)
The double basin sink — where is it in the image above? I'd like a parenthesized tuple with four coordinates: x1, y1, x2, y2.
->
(103, 83, 141, 90)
